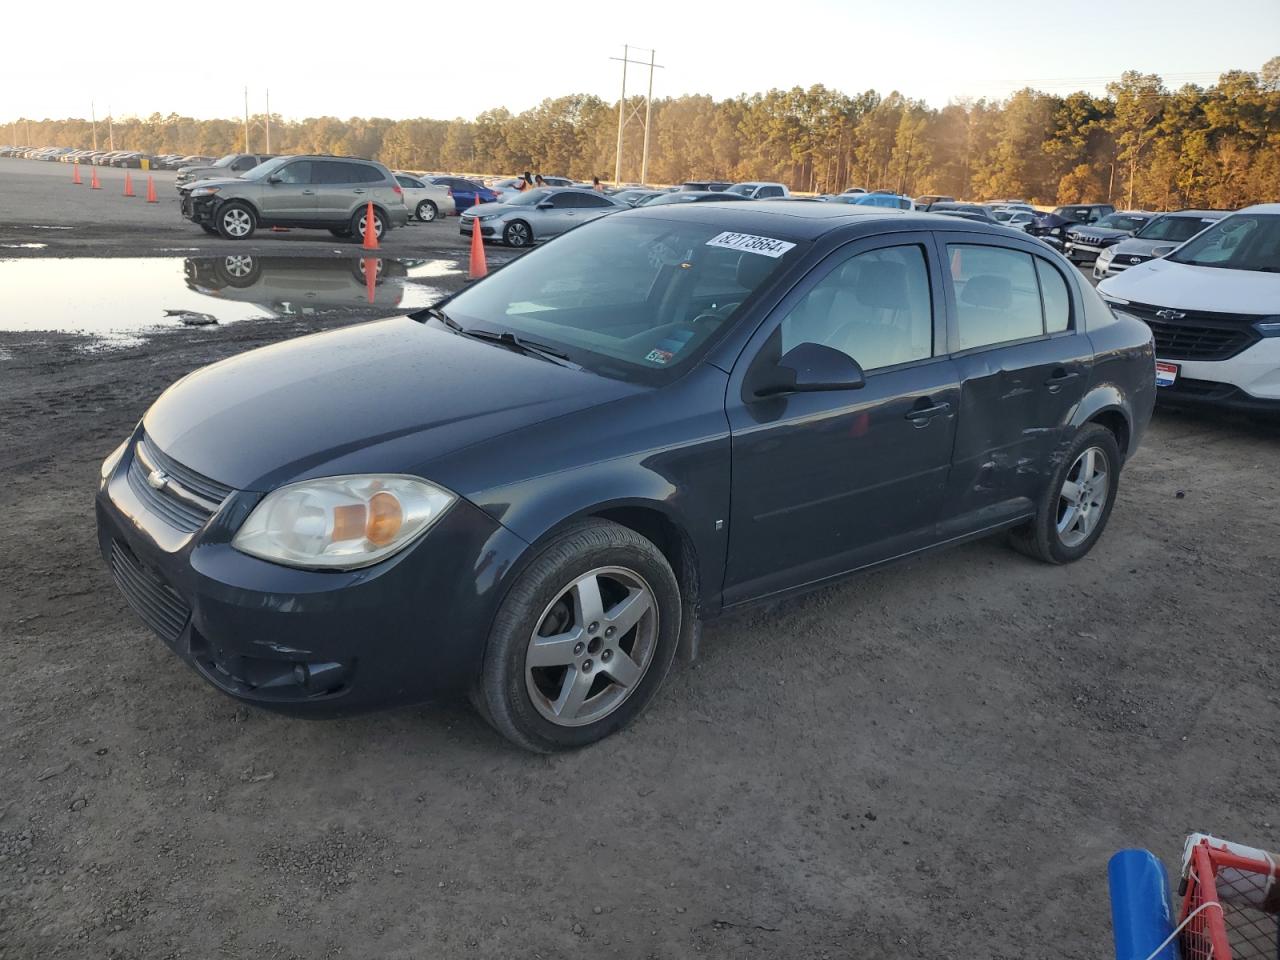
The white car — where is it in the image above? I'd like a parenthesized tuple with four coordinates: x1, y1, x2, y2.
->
(724, 181, 790, 199)
(394, 172, 453, 222)
(1097, 203, 1280, 414)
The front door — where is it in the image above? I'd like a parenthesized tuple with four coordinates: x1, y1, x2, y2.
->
(937, 235, 1091, 524)
(256, 159, 315, 223)
(723, 234, 960, 605)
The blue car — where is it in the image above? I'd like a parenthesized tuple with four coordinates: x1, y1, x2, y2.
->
(428, 176, 499, 212)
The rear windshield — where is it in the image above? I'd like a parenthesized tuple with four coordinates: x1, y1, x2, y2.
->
(1166, 213, 1280, 273)
(1136, 215, 1220, 243)
(435, 215, 807, 383)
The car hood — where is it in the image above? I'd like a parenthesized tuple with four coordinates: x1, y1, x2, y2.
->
(1097, 258, 1280, 314)
(181, 176, 245, 192)
(143, 315, 644, 492)
(1108, 237, 1176, 258)
(1069, 226, 1131, 240)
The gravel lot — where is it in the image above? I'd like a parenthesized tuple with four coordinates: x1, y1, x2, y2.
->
(1, 159, 1278, 959)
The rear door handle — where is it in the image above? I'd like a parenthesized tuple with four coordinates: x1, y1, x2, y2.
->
(1045, 369, 1080, 392)
(905, 400, 951, 423)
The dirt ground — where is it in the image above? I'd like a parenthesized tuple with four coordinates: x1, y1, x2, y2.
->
(2, 164, 1279, 959)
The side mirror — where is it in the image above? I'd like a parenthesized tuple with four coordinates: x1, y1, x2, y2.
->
(266, 175, 282, 184)
(754, 342, 866, 397)
(535, 201, 554, 210)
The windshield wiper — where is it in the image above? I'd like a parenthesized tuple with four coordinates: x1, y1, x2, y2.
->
(426, 307, 578, 368)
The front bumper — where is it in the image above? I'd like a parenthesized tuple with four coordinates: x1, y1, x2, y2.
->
(181, 193, 217, 225)
(1155, 337, 1280, 412)
(96, 433, 529, 715)
(459, 218, 498, 238)
(1065, 240, 1109, 262)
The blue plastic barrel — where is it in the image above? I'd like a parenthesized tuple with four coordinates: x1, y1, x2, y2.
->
(1108, 849, 1179, 960)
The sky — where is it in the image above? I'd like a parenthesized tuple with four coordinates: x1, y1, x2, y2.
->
(3, 0, 1277, 123)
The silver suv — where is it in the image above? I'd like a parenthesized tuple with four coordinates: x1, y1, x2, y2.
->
(175, 152, 276, 190)
(181, 156, 410, 242)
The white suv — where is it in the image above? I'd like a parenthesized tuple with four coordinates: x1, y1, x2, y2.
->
(1097, 204, 1280, 414)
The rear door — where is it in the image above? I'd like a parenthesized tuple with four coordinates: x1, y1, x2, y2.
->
(936, 233, 1091, 528)
(312, 160, 373, 223)
(723, 233, 961, 605)
(572, 191, 618, 224)
(256, 159, 314, 222)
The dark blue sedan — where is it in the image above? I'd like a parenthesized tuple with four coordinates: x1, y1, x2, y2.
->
(97, 202, 1155, 751)
(428, 175, 499, 212)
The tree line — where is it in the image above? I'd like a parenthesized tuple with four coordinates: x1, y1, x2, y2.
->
(8, 58, 1278, 209)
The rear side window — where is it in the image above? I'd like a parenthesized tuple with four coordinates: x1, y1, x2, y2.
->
(759, 186, 783, 198)
(396, 175, 423, 189)
(312, 161, 351, 184)
(1035, 259, 1071, 333)
(231, 156, 257, 171)
(948, 245, 1043, 350)
(576, 193, 613, 208)
(352, 164, 385, 184)
(549, 192, 580, 208)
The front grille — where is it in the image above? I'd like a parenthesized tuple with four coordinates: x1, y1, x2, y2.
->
(125, 434, 233, 533)
(1073, 234, 1103, 246)
(1121, 302, 1261, 361)
(109, 539, 190, 644)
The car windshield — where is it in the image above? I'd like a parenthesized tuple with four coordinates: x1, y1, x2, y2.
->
(1097, 214, 1146, 231)
(1136, 215, 1220, 243)
(724, 184, 755, 196)
(240, 156, 293, 181)
(435, 215, 806, 383)
(212, 154, 239, 167)
(1166, 213, 1280, 273)
(502, 188, 553, 206)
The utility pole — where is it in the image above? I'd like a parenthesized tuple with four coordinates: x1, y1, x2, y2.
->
(265, 89, 271, 153)
(613, 44, 628, 185)
(609, 46, 663, 185)
(107, 106, 114, 151)
(91, 101, 98, 150)
(244, 87, 251, 152)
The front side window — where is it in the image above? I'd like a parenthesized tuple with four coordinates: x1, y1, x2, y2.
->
(273, 161, 311, 185)
(949, 244, 1043, 350)
(439, 217, 806, 383)
(1166, 214, 1280, 272)
(778, 245, 933, 371)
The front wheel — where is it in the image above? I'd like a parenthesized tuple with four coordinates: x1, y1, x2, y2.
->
(474, 520, 682, 752)
(215, 201, 256, 240)
(1009, 423, 1121, 564)
(503, 219, 532, 247)
(416, 200, 438, 222)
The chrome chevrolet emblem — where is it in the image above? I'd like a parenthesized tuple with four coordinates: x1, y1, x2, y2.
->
(146, 469, 169, 490)
(1155, 309, 1186, 320)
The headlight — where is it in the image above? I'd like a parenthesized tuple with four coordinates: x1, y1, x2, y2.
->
(1050, 227, 1062, 236)
(191, 186, 220, 197)
(476, 212, 501, 221)
(1100, 293, 1130, 305)
(1253, 317, 1280, 337)
(100, 440, 128, 482)
(1097, 246, 1116, 263)
(232, 475, 455, 570)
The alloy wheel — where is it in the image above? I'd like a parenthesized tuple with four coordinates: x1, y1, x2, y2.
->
(223, 255, 254, 278)
(358, 212, 384, 238)
(222, 208, 252, 238)
(507, 222, 530, 247)
(417, 201, 436, 222)
(1057, 446, 1110, 548)
(524, 566, 659, 727)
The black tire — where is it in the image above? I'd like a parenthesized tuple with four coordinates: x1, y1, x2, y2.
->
(416, 200, 438, 222)
(1009, 423, 1122, 564)
(213, 255, 260, 288)
(474, 519, 682, 752)
(214, 201, 256, 241)
(503, 219, 533, 248)
(329, 227, 352, 238)
(350, 206, 387, 243)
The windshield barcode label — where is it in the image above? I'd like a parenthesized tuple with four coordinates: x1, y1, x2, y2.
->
(705, 232, 796, 258)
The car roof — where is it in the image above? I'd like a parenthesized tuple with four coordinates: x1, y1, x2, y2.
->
(1239, 203, 1280, 214)
(1165, 209, 1232, 218)
(622, 200, 1025, 242)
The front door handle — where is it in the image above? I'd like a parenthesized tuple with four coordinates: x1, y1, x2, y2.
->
(905, 400, 951, 423)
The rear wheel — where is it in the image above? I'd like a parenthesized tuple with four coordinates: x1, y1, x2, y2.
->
(503, 220, 532, 247)
(1009, 423, 1121, 564)
(474, 520, 681, 752)
(351, 207, 386, 243)
(215, 201, 256, 240)
(416, 200, 438, 222)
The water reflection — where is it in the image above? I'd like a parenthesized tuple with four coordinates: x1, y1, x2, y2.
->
(0, 255, 453, 341)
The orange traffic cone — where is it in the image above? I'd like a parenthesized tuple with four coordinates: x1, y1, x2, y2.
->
(90, 166, 101, 190)
(361, 201, 379, 250)
(145, 175, 158, 203)
(72, 163, 82, 185)
(123, 171, 135, 197)
(468, 209, 487, 280)
(363, 257, 378, 304)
